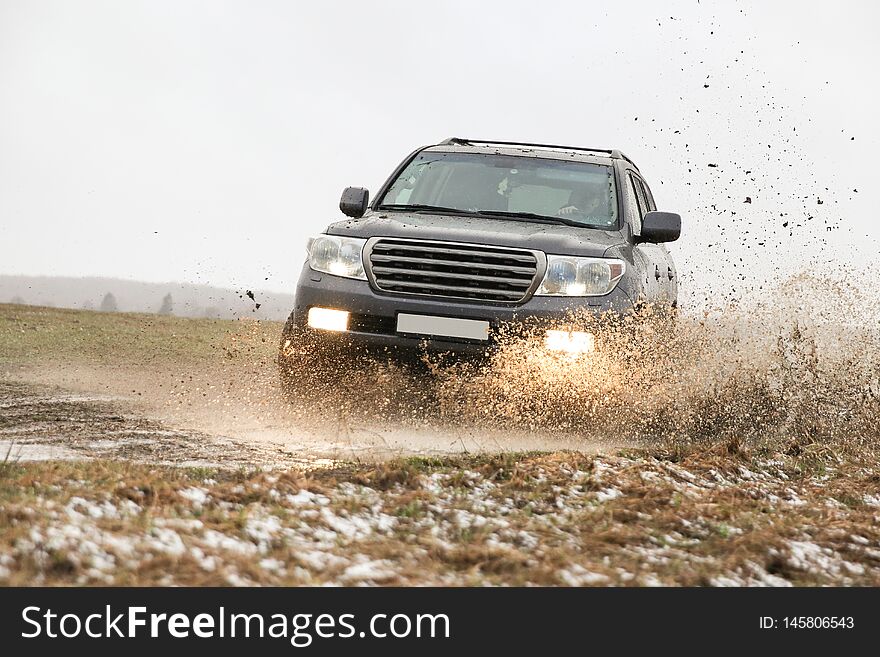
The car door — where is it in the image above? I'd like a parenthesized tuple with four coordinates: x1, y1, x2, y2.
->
(636, 177, 677, 305)
(624, 171, 664, 306)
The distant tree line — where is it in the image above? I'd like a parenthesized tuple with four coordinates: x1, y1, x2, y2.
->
(95, 292, 176, 315)
(100, 293, 118, 312)
(5, 286, 281, 319)
(158, 293, 173, 315)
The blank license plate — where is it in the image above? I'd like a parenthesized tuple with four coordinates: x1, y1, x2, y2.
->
(396, 313, 489, 341)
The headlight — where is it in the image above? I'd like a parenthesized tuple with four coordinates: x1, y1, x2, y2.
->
(536, 255, 625, 296)
(307, 235, 367, 280)
(307, 307, 349, 332)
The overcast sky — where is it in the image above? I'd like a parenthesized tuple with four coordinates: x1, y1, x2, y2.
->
(1, 0, 877, 304)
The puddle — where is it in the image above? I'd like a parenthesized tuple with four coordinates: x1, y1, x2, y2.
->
(0, 440, 83, 462)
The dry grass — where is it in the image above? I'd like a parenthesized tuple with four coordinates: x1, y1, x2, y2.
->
(2, 441, 879, 586)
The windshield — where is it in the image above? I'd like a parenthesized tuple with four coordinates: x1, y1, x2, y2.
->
(377, 151, 618, 228)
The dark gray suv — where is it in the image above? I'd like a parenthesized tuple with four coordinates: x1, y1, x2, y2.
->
(279, 138, 680, 372)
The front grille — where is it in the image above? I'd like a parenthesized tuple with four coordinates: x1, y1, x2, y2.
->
(367, 238, 540, 303)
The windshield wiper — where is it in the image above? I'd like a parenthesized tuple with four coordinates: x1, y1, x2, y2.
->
(377, 203, 483, 215)
(378, 204, 592, 228)
(470, 210, 580, 227)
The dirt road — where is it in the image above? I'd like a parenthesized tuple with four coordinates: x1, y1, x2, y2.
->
(0, 305, 625, 468)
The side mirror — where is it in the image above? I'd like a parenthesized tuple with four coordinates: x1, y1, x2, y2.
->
(340, 187, 369, 218)
(640, 211, 681, 243)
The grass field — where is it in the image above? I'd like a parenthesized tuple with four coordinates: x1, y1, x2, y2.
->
(0, 303, 276, 369)
(1, 303, 879, 586)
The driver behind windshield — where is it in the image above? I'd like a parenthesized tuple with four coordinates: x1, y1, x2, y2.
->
(557, 183, 611, 223)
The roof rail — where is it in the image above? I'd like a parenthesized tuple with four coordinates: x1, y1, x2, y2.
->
(615, 151, 638, 171)
(439, 137, 635, 167)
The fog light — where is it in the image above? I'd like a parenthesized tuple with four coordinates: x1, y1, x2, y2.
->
(307, 307, 349, 332)
(544, 330, 595, 355)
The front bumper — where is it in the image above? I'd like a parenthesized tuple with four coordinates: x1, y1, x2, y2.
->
(287, 266, 634, 357)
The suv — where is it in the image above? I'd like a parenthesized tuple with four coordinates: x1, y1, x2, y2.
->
(279, 138, 680, 375)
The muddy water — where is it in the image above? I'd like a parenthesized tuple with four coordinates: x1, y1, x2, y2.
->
(10, 358, 623, 468)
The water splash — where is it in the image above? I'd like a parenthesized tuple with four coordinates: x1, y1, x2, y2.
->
(279, 271, 880, 455)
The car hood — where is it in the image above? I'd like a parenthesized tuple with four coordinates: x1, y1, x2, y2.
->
(326, 211, 626, 257)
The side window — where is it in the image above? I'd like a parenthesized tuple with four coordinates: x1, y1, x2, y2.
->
(625, 173, 644, 235)
(632, 176, 649, 217)
(638, 178, 656, 212)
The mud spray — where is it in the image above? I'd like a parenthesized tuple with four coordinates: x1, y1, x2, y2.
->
(273, 269, 879, 459)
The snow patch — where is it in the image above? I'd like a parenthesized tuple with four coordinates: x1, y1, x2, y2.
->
(558, 565, 610, 586)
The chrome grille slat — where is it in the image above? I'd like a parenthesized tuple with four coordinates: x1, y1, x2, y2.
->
(370, 254, 536, 275)
(366, 238, 540, 303)
(371, 266, 531, 287)
(371, 242, 537, 263)
(378, 280, 525, 299)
